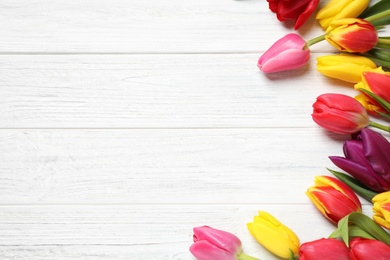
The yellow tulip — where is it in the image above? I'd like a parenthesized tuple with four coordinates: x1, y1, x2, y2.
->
(247, 211, 299, 259)
(316, 0, 369, 29)
(317, 54, 377, 83)
(354, 66, 390, 93)
(372, 191, 390, 230)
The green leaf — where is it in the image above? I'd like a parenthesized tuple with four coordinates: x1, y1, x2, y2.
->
(375, 110, 390, 119)
(369, 48, 390, 61)
(360, 0, 390, 19)
(348, 212, 390, 245)
(358, 88, 390, 113)
(348, 225, 376, 240)
(364, 55, 390, 69)
(338, 215, 350, 246)
(328, 169, 379, 201)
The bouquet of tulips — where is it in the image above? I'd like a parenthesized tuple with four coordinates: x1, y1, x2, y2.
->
(190, 0, 390, 259)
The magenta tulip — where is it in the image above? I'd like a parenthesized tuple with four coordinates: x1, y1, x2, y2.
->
(299, 238, 349, 260)
(350, 237, 390, 260)
(258, 33, 310, 73)
(190, 226, 242, 260)
(330, 128, 390, 192)
(312, 93, 369, 134)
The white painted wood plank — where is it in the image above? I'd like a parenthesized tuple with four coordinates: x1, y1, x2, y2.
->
(0, 53, 363, 128)
(1, 128, 379, 204)
(0, 204, 374, 259)
(0, 0, 337, 54)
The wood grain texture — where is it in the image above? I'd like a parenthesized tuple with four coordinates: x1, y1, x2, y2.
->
(0, 53, 361, 128)
(0, 128, 372, 204)
(0, 0, 336, 54)
(0, 204, 374, 259)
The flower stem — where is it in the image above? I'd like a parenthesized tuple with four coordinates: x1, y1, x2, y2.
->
(364, 9, 390, 23)
(306, 34, 326, 47)
(369, 121, 390, 133)
(238, 253, 260, 260)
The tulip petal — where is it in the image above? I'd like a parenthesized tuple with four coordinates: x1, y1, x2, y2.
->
(192, 226, 241, 255)
(294, 0, 319, 30)
(259, 48, 310, 73)
(363, 71, 390, 102)
(360, 129, 390, 182)
(190, 240, 237, 260)
(329, 156, 386, 191)
(350, 238, 390, 260)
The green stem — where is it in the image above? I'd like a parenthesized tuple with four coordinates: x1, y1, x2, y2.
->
(369, 121, 390, 133)
(378, 38, 390, 45)
(365, 9, 390, 23)
(306, 34, 326, 47)
(238, 253, 260, 260)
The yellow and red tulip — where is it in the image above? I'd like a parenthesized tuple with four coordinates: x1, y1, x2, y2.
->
(325, 18, 378, 53)
(247, 211, 299, 259)
(306, 176, 362, 223)
(316, 0, 369, 30)
(372, 191, 390, 230)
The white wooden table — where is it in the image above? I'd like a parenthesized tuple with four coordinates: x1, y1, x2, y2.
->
(1, 0, 387, 259)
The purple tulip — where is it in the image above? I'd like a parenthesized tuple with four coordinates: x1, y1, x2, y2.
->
(258, 33, 310, 73)
(190, 226, 242, 260)
(330, 128, 390, 192)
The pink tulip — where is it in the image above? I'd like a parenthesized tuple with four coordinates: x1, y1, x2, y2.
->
(190, 226, 242, 260)
(312, 93, 369, 134)
(258, 33, 310, 73)
(350, 237, 390, 260)
(299, 238, 349, 260)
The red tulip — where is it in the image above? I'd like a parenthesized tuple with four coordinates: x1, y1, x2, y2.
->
(299, 238, 349, 260)
(350, 237, 390, 260)
(312, 93, 369, 134)
(267, 0, 320, 30)
(326, 18, 378, 53)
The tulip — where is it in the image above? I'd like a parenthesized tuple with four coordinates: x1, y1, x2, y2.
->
(372, 191, 390, 229)
(316, 54, 377, 83)
(258, 33, 310, 73)
(316, 0, 370, 29)
(325, 18, 378, 53)
(312, 93, 370, 134)
(267, 0, 320, 30)
(355, 67, 390, 113)
(330, 128, 390, 192)
(350, 237, 390, 259)
(247, 211, 299, 259)
(306, 176, 362, 223)
(299, 238, 349, 260)
(190, 226, 242, 260)
(355, 94, 386, 114)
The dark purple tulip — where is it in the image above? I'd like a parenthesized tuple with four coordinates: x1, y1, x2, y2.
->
(329, 128, 390, 192)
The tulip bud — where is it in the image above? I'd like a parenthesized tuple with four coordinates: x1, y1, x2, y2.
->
(330, 129, 390, 192)
(299, 238, 349, 260)
(372, 191, 390, 230)
(258, 33, 310, 73)
(312, 93, 369, 134)
(350, 237, 390, 260)
(316, 0, 369, 29)
(306, 176, 362, 223)
(267, 0, 320, 30)
(316, 54, 377, 83)
(247, 211, 299, 259)
(325, 18, 378, 53)
(355, 67, 390, 113)
(190, 226, 242, 260)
